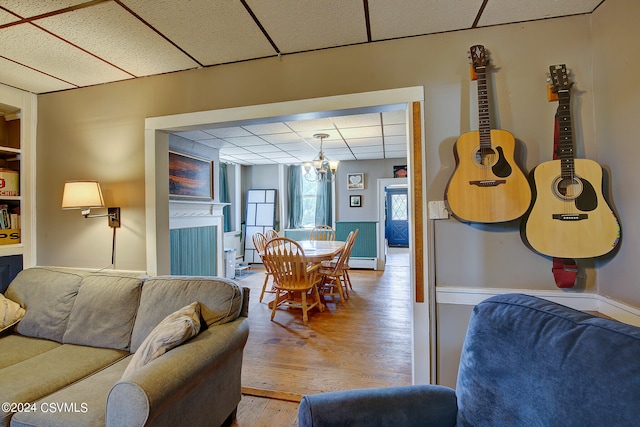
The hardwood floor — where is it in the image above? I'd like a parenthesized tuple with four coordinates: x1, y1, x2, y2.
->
(233, 249, 412, 425)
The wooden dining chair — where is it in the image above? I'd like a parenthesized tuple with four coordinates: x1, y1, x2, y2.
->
(310, 225, 336, 241)
(319, 231, 356, 303)
(252, 232, 276, 303)
(265, 229, 279, 241)
(341, 228, 359, 292)
(262, 237, 324, 325)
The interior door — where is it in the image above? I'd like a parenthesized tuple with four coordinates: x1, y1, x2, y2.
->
(385, 187, 409, 247)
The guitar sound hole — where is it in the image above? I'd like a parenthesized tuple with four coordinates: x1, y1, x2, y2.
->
(473, 147, 497, 167)
(554, 176, 583, 200)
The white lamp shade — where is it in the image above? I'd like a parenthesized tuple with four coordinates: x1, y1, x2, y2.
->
(62, 181, 105, 209)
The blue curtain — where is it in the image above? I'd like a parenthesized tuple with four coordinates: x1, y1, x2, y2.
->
(315, 177, 332, 226)
(219, 162, 231, 232)
(288, 166, 303, 229)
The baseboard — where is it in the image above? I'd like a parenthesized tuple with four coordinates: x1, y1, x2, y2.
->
(348, 258, 377, 269)
(436, 286, 640, 327)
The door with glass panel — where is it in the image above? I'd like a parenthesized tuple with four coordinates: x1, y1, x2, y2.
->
(385, 187, 409, 247)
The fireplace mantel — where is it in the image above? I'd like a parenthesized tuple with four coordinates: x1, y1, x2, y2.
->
(169, 200, 229, 223)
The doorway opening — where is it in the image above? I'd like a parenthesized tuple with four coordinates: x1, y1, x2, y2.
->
(144, 87, 431, 384)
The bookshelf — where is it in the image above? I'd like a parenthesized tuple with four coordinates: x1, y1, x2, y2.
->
(0, 115, 22, 252)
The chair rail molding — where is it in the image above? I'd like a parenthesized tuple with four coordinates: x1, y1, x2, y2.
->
(436, 286, 640, 327)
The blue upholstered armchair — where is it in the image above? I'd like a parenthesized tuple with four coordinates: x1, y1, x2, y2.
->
(298, 294, 640, 427)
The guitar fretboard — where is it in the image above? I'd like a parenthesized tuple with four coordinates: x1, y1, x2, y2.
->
(476, 67, 492, 149)
(556, 91, 575, 178)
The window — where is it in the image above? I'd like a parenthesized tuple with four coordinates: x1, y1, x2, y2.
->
(301, 166, 318, 228)
(390, 193, 408, 221)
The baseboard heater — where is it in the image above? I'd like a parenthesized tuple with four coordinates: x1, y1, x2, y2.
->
(348, 257, 377, 269)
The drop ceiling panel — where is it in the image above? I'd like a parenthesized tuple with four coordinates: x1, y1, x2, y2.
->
(219, 146, 251, 155)
(332, 113, 381, 128)
(175, 130, 218, 140)
(205, 127, 253, 138)
(478, 0, 603, 26)
(35, 2, 198, 77)
(286, 118, 335, 132)
(224, 135, 272, 146)
(246, 144, 286, 154)
(340, 126, 382, 139)
(382, 110, 408, 125)
(0, 0, 88, 17)
(0, 9, 19, 25)
(383, 124, 407, 137)
(242, 122, 293, 134)
(120, 0, 276, 65)
(260, 133, 305, 144)
(0, 24, 131, 87)
(368, 0, 483, 40)
(385, 152, 409, 159)
(0, 57, 75, 93)
(247, 0, 367, 53)
(385, 135, 409, 145)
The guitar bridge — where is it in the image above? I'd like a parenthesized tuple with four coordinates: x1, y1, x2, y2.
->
(552, 214, 588, 221)
(469, 180, 506, 187)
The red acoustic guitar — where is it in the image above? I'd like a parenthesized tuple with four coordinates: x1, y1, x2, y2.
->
(445, 45, 531, 223)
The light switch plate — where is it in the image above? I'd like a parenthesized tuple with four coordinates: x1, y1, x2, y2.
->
(428, 201, 449, 220)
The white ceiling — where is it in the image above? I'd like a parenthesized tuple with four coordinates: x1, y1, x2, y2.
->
(0, 0, 605, 164)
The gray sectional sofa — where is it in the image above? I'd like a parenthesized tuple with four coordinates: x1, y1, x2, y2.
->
(0, 267, 250, 427)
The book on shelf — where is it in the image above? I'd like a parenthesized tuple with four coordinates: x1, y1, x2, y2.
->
(0, 204, 19, 230)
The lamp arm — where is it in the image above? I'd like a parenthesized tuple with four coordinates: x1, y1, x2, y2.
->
(82, 207, 121, 228)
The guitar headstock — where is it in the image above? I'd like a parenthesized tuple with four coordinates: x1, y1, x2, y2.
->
(549, 64, 573, 93)
(469, 45, 489, 71)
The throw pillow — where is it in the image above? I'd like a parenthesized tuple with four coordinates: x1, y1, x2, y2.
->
(121, 301, 201, 379)
(1, 293, 25, 332)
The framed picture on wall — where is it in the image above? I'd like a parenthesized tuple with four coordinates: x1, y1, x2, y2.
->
(169, 151, 213, 199)
(350, 195, 362, 207)
(394, 165, 408, 178)
(347, 172, 364, 190)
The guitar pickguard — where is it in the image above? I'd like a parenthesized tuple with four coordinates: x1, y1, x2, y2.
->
(575, 178, 598, 211)
(492, 146, 512, 178)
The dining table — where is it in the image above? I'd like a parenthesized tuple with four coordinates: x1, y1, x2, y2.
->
(297, 239, 345, 263)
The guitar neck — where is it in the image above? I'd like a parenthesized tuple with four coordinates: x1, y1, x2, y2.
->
(556, 91, 575, 178)
(476, 67, 492, 149)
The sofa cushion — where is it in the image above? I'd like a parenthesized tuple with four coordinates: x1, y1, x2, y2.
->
(5, 268, 87, 342)
(0, 335, 60, 370)
(130, 276, 243, 352)
(122, 302, 200, 378)
(0, 293, 24, 332)
(0, 344, 127, 427)
(63, 274, 144, 350)
(456, 293, 640, 427)
(10, 357, 131, 427)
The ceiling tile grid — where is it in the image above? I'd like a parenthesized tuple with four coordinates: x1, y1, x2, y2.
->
(0, 0, 603, 94)
(35, 1, 199, 76)
(0, 0, 604, 164)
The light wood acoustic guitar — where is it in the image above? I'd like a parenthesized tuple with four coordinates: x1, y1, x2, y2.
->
(521, 64, 620, 258)
(445, 45, 531, 223)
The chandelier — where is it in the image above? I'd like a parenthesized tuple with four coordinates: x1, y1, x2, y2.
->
(303, 133, 339, 182)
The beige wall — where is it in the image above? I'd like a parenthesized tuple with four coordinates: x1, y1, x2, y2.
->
(38, 14, 599, 274)
(35, 4, 636, 383)
(591, 0, 640, 308)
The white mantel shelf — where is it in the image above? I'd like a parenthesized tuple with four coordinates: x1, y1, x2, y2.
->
(169, 200, 230, 221)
